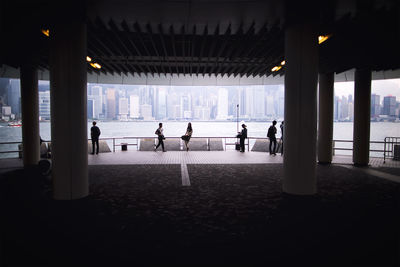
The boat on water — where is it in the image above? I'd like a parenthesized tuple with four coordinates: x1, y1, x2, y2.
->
(8, 121, 22, 127)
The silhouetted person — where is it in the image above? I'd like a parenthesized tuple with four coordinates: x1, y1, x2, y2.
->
(280, 121, 284, 155)
(155, 122, 166, 152)
(239, 124, 247, 152)
(91, 121, 101, 155)
(182, 122, 193, 151)
(267, 120, 277, 155)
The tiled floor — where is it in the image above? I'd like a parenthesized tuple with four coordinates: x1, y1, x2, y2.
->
(1, 151, 399, 168)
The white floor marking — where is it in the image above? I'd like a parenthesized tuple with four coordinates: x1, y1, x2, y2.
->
(181, 163, 191, 186)
(340, 165, 400, 183)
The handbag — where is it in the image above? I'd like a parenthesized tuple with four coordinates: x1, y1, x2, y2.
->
(181, 135, 189, 141)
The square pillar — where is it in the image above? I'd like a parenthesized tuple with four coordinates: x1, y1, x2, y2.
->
(50, 20, 88, 200)
(283, 21, 319, 195)
(318, 73, 334, 164)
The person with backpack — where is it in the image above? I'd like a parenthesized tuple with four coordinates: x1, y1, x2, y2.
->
(90, 121, 101, 155)
(267, 120, 277, 155)
(154, 122, 166, 152)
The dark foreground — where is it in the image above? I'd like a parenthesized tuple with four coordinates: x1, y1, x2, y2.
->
(1, 164, 399, 266)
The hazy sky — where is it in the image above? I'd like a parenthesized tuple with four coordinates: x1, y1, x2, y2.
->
(334, 78, 400, 102)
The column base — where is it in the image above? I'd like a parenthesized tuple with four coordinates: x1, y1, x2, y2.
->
(353, 163, 370, 167)
(318, 161, 331, 165)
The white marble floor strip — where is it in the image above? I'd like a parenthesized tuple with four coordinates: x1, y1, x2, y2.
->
(340, 165, 400, 183)
(180, 163, 191, 186)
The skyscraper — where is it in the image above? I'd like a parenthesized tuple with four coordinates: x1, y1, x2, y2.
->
(8, 79, 21, 118)
(383, 95, 396, 116)
(87, 99, 94, 120)
(119, 97, 129, 120)
(106, 88, 116, 119)
(39, 90, 51, 120)
(371, 94, 380, 118)
(216, 88, 228, 120)
(129, 95, 140, 119)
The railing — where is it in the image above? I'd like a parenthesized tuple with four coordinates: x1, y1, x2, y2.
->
(1, 137, 399, 161)
(383, 137, 400, 163)
(108, 136, 252, 152)
(332, 140, 387, 156)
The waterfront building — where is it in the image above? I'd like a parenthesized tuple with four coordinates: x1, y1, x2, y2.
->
(371, 94, 380, 118)
(383, 95, 396, 117)
(216, 88, 228, 120)
(106, 88, 116, 120)
(140, 104, 154, 120)
(129, 95, 140, 119)
(119, 97, 129, 120)
(38, 90, 50, 120)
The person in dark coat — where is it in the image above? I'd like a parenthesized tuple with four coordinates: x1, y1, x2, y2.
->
(154, 122, 166, 152)
(183, 122, 193, 151)
(267, 120, 277, 155)
(239, 124, 247, 152)
(90, 121, 101, 154)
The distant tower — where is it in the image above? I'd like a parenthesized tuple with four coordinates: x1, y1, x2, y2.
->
(371, 94, 380, 118)
(216, 88, 228, 120)
(383, 95, 396, 116)
(38, 90, 51, 120)
(119, 97, 129, 120)
(129, 95, 140, 119)
(106, 88, 116, 119)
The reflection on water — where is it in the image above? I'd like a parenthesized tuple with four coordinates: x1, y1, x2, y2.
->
(1, 121, 399, 158)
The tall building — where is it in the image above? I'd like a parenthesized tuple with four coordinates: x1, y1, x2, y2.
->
(140, 104, 154, 120)
(216, 88, 228, 120)
(371, 94, 380, 118)
(8, 79, 21, 118)
(89, 85, 103, 119)
(38, 90, 51, 120)
(129, 95, 140, 118)
(106, 88, 116, 119)
(157, 88, 167, 119)
(383, 95, 396, 116)
(341, 95, 348, 120)
(253, 86, 265, 118)
(119, 97, 129, 120)
(180, 94, 192, 119)
(87, 99, 94, 120)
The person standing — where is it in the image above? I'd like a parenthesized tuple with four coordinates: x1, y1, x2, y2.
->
(267, 120, 277, 155)
(182, 122, 193, 151)
(90, 121, 101, 155)
(280, 121, 284, 155)
(155, 122, 166, 152)
(239, 123, 247, 152)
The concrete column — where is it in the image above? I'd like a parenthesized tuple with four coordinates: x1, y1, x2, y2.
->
(50, 21, 88, 200)
(283, 22, 319, 195)
(20, 65, 40, 166)
(318, 73, 334, 164)
(353, 69, 371, 166)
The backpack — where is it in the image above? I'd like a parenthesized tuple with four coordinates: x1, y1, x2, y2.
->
(267, 126, 275, 138)
(155, 129, 160, 135)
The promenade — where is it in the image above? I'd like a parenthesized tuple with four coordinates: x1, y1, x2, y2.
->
(1, 151, 399, 266)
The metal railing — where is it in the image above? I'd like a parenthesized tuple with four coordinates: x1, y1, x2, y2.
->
(1, 137, 399, 161)
(383, 137, 400, 163)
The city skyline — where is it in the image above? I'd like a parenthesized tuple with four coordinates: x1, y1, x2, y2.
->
(0, 78, 399, 122)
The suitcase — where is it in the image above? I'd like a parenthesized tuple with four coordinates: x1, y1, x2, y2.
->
(235, 142, 241, 150)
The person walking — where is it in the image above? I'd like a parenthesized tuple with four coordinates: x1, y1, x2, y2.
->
(267, 120, 277, 155)
(154, 122, 166, 152)
(182, 122, 193, 151)
(239, 123, 247, 152)
(280, 121, 284, 155)
(90, 121, 101, 155)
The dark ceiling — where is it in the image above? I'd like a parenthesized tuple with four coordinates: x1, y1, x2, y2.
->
(1, 0, 399, 77)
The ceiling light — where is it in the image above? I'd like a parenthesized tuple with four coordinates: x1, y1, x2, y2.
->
(90, 62, 102, 69)
(86, 56, 92, 62)
(41, 29, 50, 37)
(271, 66, 282, 72)
(280, 60, 285, 66)
(318, 35, 331, 44)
